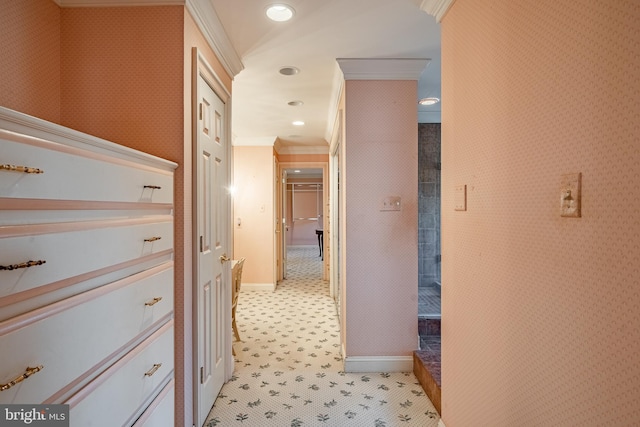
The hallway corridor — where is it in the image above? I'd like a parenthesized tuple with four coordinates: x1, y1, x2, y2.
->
(204, 246, 439, 426)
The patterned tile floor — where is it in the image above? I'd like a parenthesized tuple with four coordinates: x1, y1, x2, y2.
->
(204, 246, 440, 427)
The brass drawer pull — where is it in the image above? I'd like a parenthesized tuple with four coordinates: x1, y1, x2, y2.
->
(1, 164, 44, 174)
(144, 363, 162, 377)
(0, 260, 46, 271)
(145, 297, 163, 307)
(143, 185, 161, 190)
(0, 365, 44, 391)
(144, 236, 162, 243)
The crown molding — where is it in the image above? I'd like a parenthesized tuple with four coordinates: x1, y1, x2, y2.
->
(185, 0, 243, 78)
(52, 0, 244, 78)
(233, 136, 278, 147)
(419, 0, 456, 22)
(336, 58, 430, 81)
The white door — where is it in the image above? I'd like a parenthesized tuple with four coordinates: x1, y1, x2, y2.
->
(195, 74, 228, 425)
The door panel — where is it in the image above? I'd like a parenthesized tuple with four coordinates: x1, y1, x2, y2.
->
(196, 74, 227, 425)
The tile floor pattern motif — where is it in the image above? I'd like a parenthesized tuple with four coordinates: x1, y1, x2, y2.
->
(204, 246, 440, 427)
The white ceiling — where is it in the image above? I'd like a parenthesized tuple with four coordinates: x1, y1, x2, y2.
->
(210, 0, 443, 152)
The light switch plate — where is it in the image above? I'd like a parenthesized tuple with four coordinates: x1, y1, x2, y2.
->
(380, 196, 401, 211)
(560, 172, 581, 217)
(454, 185, 467, 211)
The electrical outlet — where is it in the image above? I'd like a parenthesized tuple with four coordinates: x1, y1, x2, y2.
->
(560, 173, 581, 217)
(380, 196, 401, 211)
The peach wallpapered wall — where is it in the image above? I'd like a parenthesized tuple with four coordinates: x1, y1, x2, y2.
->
(60, 6, 184, 163)
(441, 0, 640, 425)
(233, 146, 275, 285)
(343, 80, 418, 357)
(278, 153, 329, 163)
(1, 4, 232, 426)
(0, 0, 61, 123)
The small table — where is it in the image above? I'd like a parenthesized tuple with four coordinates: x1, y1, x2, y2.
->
(315, 229, 323, 260)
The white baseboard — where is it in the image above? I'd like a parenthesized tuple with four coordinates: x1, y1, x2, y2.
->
(343, 355, 413, 373)
(240, 282, 276, 292)
(438, 419, 446, 427)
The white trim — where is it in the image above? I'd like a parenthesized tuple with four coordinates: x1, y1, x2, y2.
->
(343, 355, 414, 373)
(0, 107, 177, 170)
(185, 0, 244, 78)
(241, 283, 277, 292)
(325, 64, 345, 145)
(233, 136, 278, 147)
(420, 0, 457, 22)
(337, 58, 430, 81)
(438, 419, 447, 427)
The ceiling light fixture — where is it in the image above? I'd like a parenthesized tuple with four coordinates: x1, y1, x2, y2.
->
(266, 4, 295, 22)
(288, 100, 304, 106)
(419, 97, 440, 106)
(292, 121, 305, 126)
(279, 66, 299, 76)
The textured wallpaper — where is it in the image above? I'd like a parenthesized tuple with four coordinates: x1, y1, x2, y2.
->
(0, 0, 61, 123)
(441, 0, 640, 425)
(60, 6, 184, 163)
(343, 79, 419, 357)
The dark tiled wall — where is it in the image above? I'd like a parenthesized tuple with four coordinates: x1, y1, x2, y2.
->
(418, 123, 441, 287)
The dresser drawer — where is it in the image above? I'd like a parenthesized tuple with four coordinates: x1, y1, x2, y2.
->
(0, 265, 173, 404)
(0, 134, 173, 204)
(132, 380, 174, 427)
(69, 322, 174, 427)
(0, 219, 173, 302)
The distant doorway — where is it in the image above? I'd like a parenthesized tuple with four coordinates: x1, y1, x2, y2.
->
(276, 163, 328, 283)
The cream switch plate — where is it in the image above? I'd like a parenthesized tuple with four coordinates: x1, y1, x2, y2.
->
(560, 172, 581, 217)
(454, 185, 467, 211)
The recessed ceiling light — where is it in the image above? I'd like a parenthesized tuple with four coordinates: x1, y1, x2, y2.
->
(279, 66, 300, 76)
(292, 121, 305, 126)
(266, 4, 295, 22)
(288, 100, 304, 106)
(419, 97, 440, 106)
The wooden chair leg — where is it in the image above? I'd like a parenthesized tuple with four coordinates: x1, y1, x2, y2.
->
(232, 307, 241, 342)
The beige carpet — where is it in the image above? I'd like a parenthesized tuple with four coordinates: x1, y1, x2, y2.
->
(204, 246, 439, 427)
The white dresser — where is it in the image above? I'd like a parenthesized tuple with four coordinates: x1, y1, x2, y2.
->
(0, 107, 177, 427)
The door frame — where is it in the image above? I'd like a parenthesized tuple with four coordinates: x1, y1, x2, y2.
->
(191, 47, 234, 425)
(276, 161, 329, 282)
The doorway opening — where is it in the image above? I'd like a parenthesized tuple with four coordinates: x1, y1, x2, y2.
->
(285, 168, 323, 261)
(276, 162, 329, 286)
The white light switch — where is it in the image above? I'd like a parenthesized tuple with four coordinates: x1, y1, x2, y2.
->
(560, 172, 581, 217)
(454, 185, 467, 211)
(380, 196, 401, 211)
